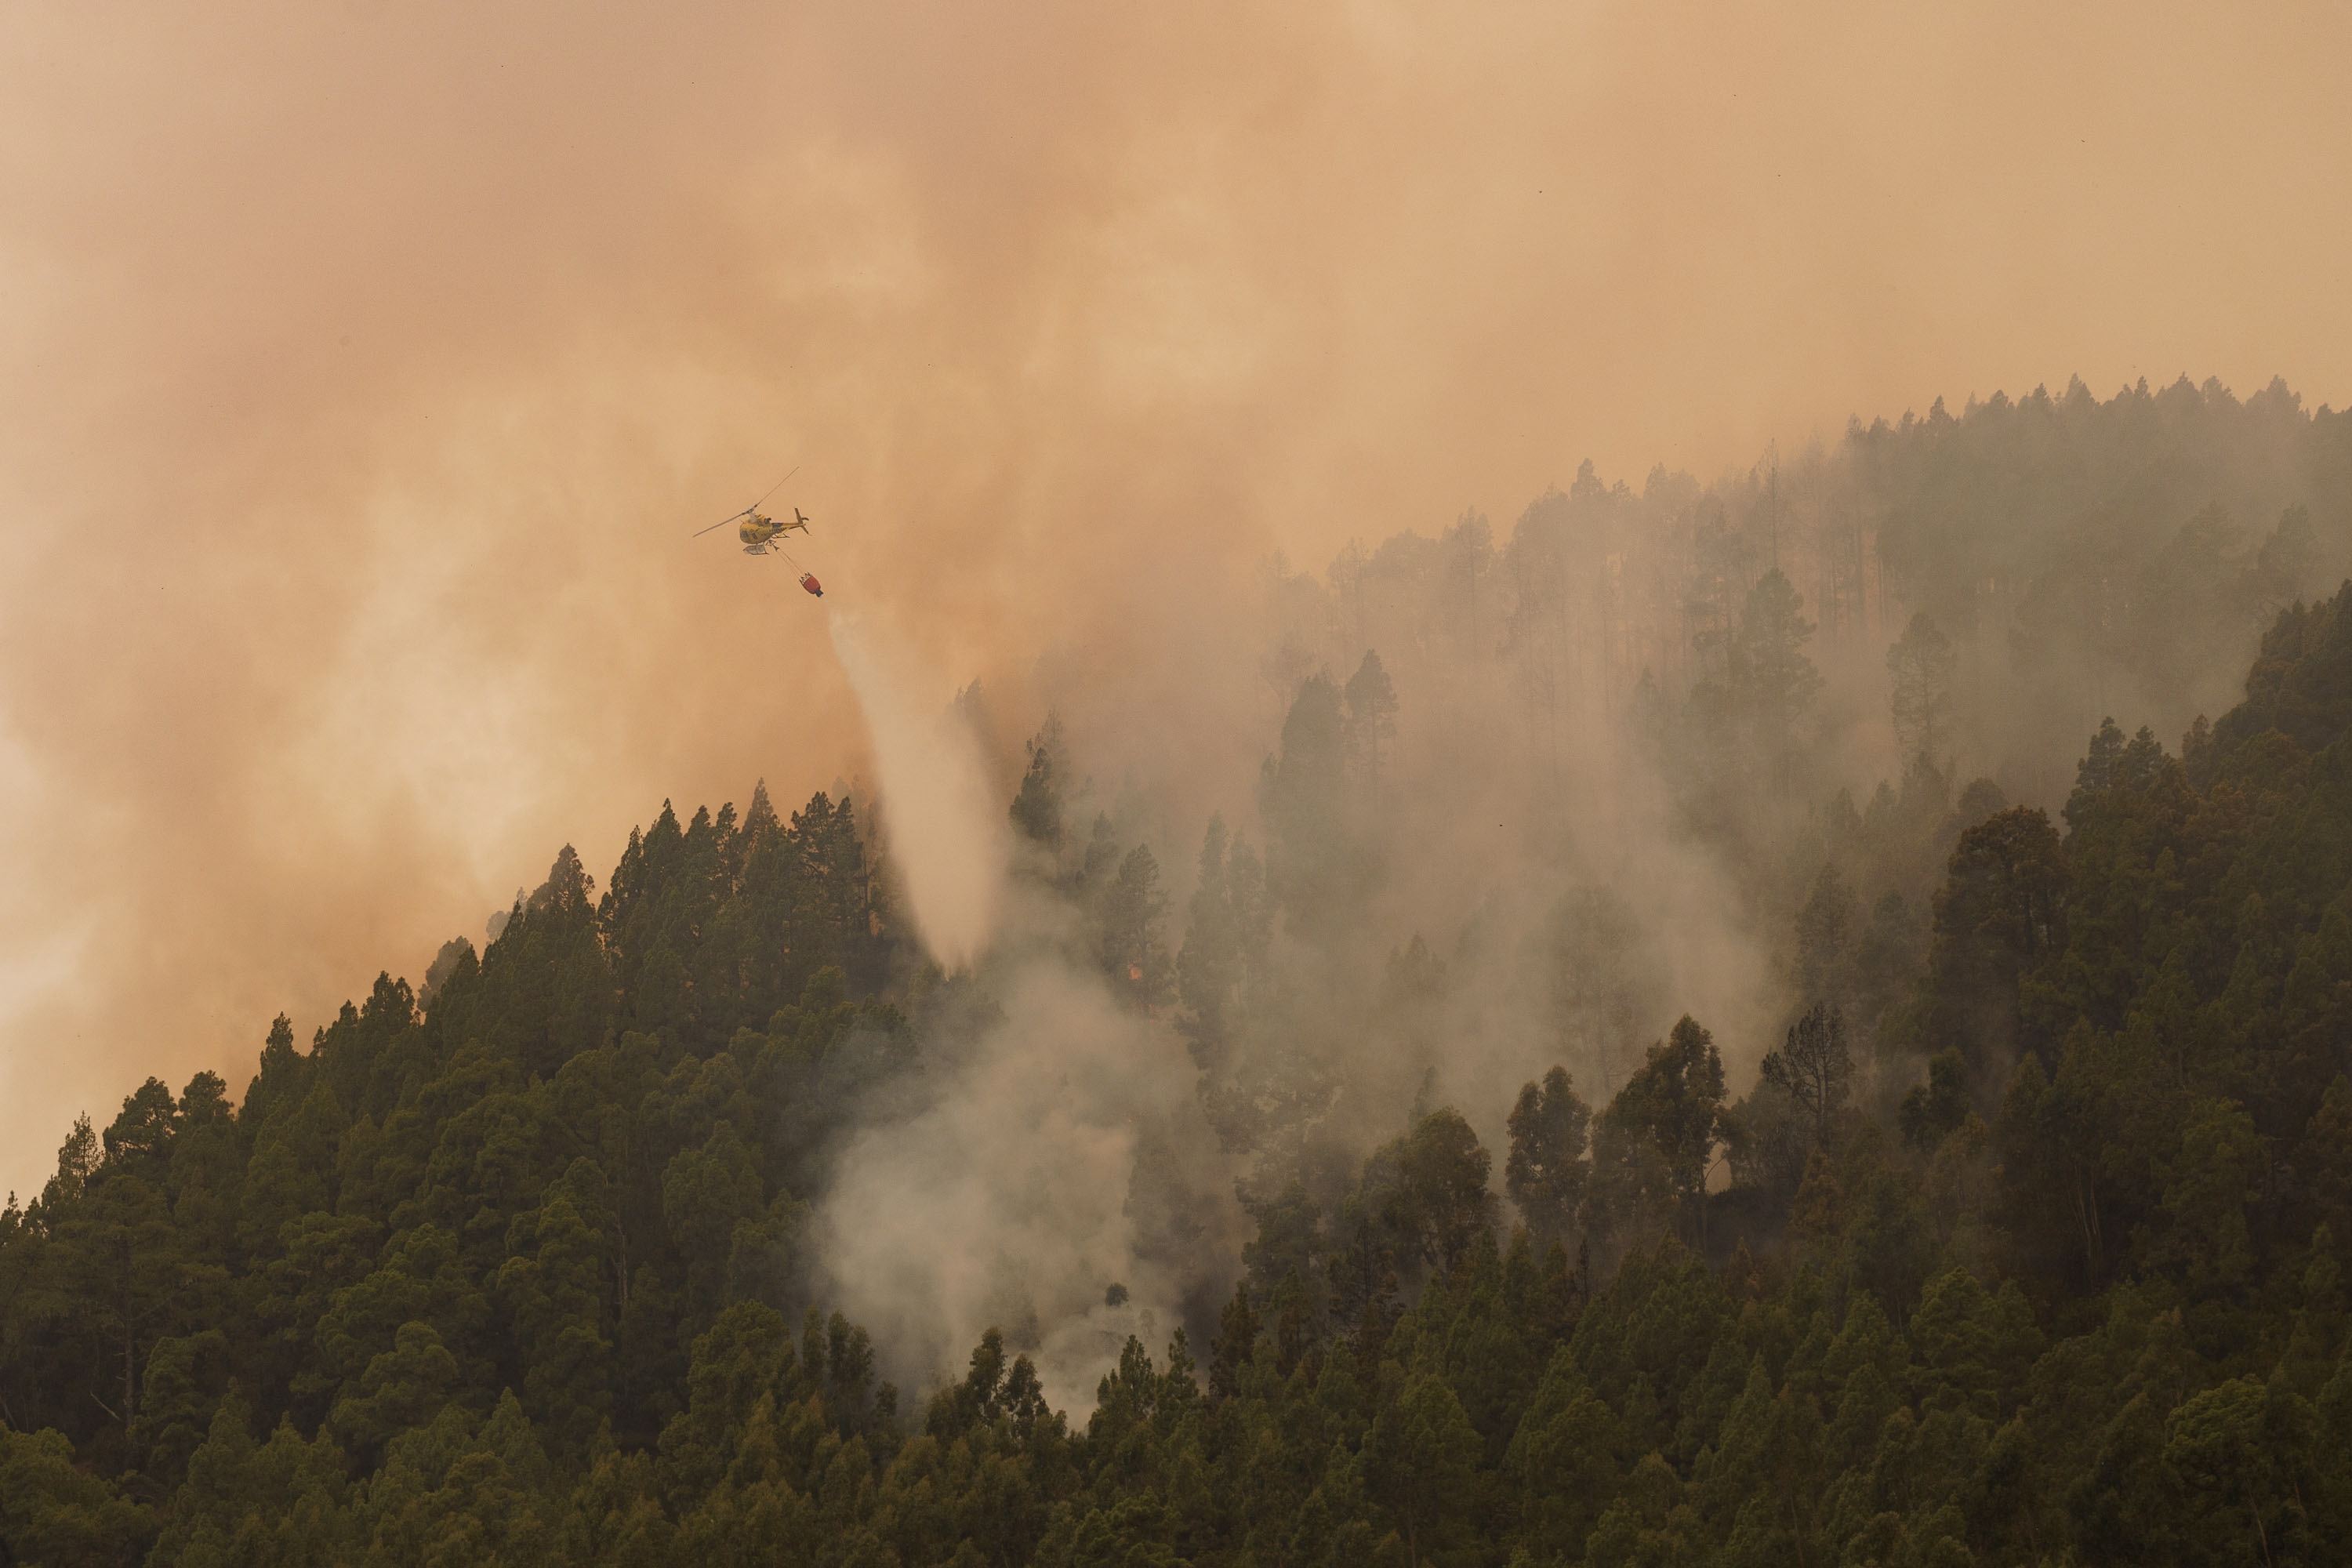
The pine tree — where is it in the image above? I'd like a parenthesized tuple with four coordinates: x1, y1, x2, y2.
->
(1795, 862, 1858, 1013)
(1376, 1109, 1499, 1273)
(1537, 887, 1664, 1094)
(1738, 567, 1824, 789)
(1617, 1018, 1727, 1241)
(1208, 1282, 1259, 1400)
(1259, 672, 1352, 938)
(1920, 806, 2070, 1088)
(1364, 1373, 1483, 1565)
(1008, 715, 1069, 855)
(496, 1186, 615, 1458)
(1888, 611, 1958, 768)
(1099, 844, 1174, 1010)
(1342, 649, 1399, 786)
(1504, 1066, 1592, 1247)
(1175, 815, 1239, 1071)
(1760, 1004, 1853, 1150)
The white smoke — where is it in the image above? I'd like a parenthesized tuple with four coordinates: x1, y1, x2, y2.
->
(823, 608, 1240, 1410)
(815, 958, 1225, 1410)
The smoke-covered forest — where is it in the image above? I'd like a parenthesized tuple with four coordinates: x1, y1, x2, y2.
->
(6, 377, 2352, 1565)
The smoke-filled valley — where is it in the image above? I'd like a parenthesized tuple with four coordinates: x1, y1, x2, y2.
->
(9, 379, 2352, 1563)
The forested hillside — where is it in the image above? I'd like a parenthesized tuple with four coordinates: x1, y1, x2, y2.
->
(5, 382, 2352, 1565)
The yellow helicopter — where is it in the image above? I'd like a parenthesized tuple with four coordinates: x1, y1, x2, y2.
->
(691, 467, 808, 555)
(691, 467, 829, 596)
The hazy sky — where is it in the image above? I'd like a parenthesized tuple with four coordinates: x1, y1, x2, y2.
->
(2, 0, 2348, 1200)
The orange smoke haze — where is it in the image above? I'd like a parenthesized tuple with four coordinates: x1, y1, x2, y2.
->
(2, 1, 2349, 1199)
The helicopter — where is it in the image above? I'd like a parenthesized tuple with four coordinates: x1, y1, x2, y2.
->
(730, 505, 809, 554)
(692, 468, 825, 595)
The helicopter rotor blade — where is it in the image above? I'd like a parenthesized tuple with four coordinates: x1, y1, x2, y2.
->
(747, 464, 800, 512)
(691, 508, 751, 538)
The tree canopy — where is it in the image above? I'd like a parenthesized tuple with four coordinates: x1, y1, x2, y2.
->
(9, 378, 2352, 1563)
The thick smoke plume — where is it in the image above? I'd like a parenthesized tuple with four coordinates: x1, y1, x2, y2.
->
(807, 376, 2352, 1401)
(817, 960, 1230, 1410)
(4, 0, 2351, 1214)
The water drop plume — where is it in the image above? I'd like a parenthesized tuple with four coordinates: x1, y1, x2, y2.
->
(827, 609, 1004, 969)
